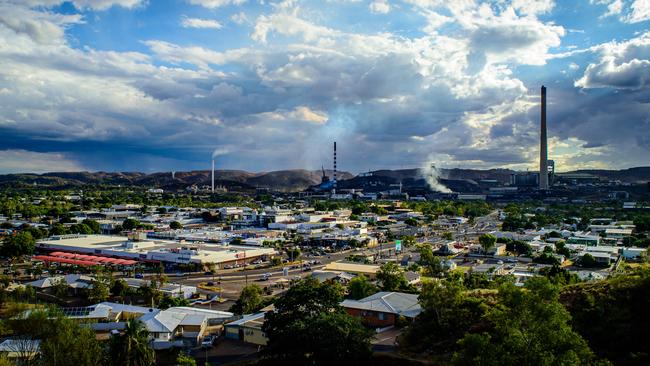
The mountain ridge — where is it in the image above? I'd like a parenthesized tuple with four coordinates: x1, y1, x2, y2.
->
(0, 167, 648, 192)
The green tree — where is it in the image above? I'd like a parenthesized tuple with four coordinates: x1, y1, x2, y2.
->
(81, 219, 101, 234)
(40, 315, 105, 366)
(0, 232, 35, 259)
(169, 221, 183, 230)
(262, 278, 372, 365)
(52, 277, 68, 298)
(107, 320, 155, 366)
(418, 245, 444, 277)
(580, 253, 597, 267)
(402, 235, 416, 247)
(376, 262, 409, 291)
(230, 284, 264, 314)
(452, 277, 596, 366)
(175, 352, 196, 366)
(122, 219, 141, 231)
(70, 223, 94, 235)
(404, 218, 418, 227)
(158, 296, 190, 310)
(479, 233, 497, 254)
(442, 232, 454, 240)
(49, 223, 68, 235)
(89, 272, 111, 303)
(347, 275, 378, 300)
(402, 278, 487, 353)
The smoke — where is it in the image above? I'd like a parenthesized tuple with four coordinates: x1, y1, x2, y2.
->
(300, 107, 357, 171)
(419, 162, 452, 193)
(211, 148, 228, 160)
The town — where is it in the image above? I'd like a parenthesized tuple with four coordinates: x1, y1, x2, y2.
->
(1, 183, 649, 365)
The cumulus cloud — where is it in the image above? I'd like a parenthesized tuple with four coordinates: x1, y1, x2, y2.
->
(0, 150, 85, 174)
(576, 32, 650, 90)
(592, 0, 650, 23)
(181, 16, 223, 29)
(369, 0, 390, 14)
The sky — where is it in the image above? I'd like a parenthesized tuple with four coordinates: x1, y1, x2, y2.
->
(0, 0, 648, 174)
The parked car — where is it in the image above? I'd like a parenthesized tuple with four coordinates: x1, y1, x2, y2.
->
(201, 336, 215, 348)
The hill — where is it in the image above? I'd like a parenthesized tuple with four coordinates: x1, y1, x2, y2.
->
(0, 169, 353, 192)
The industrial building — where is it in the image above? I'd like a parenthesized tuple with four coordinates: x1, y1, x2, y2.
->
(35, 234, 276, 268)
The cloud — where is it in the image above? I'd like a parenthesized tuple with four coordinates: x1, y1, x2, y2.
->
(187, 0, 247, 9)
(369, 0, 390, 14)
(230, 11, 249, 25)
(0, 0, 648, 173)
(180, 16, 223, 29)
(576, 32, 650, 90)
(626, 0, 650, 23)
(0, 150, 85, 174)
(12, 0, 145, 11)
(592, 0, 650, 23)
(0, 4, 82, 44)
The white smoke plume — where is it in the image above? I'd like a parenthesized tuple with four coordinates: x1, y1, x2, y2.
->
(420, 163, 452, 193)
(211, 148, 228, 160)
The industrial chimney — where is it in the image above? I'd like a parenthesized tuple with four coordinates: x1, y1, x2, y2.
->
(211, 159, 215, 193)
(539, 86, 549, 190)
(333, 141, 337, 194)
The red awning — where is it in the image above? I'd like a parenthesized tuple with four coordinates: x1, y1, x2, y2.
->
(32, 255, 100, 267)
(41, 251, 139, 266)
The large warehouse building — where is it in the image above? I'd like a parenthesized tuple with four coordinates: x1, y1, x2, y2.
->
(35, 234, 276, 267)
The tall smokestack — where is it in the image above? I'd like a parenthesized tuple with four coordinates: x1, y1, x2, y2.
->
(211, 159, 215, 193)
(333, 141, 337, 194)
(539, 85, 549, 190)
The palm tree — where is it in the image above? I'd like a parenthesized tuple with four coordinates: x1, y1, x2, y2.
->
(108, 319, 155, 366)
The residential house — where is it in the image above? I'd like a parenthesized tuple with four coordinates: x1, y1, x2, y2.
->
(341, 291, 422, 328)
(224, 312, 268, 346)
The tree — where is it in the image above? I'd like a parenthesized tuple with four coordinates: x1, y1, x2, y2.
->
(138, 281, 161, 306)
(402, 277, 487, 353)
(286, 248, 301, 261)
(40, 315, 105, 366)
(122, 219, 141, 231)
(262, 278, 372, 365)
(479, 234, 497, 254)
(402, 235, 416, 247)
(442, 232, 454, 240)
(230, 284, 265, 314)
(159, 296, 190, 310)
(404, 218, 418, 227)
(52, 277, 68, 299)
(6, 308, 104, 366)
(169, 221, 183, 230)
(49, 223, 68, 235)
(108, 320, 155, 366)
(452, 277, 596, 366)
(81, 219, 101, 234)
(0, 232, 35, 259)
(175, 352, 196, 366)
(89, 272, 111, 303)
(111, 278, 132, 298)
(347, 275, 378, 300)
(376, 262, 409, 291)
(581, 253, 597, 268)
(70, 223, 94, 235)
